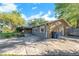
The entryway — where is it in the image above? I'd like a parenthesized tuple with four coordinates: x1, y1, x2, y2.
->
(51, 32, 62, 39)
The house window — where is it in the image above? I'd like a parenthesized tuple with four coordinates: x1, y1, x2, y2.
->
(41, 28, 44, 32)
(40, 26, 45, 33)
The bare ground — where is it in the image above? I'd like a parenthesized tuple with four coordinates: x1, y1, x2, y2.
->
(0, 34, 79, 56)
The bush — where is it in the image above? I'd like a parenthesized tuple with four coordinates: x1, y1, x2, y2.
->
(0, 30, 25, 39)
(4, 33, 12, 38)
(0, 32, 16, 38)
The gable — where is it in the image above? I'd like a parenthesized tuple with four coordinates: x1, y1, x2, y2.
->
(59, 19, 71, 27)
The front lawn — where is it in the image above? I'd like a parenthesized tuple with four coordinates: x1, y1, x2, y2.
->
(0, 32, 18, 39)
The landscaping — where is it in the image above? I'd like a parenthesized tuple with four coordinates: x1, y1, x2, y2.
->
(0, 32, 17, 39)
(0, 29, 25, 39)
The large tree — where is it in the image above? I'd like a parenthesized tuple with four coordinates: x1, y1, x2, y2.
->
(55, 3, 79, 28)
(0, 11, 25, 32)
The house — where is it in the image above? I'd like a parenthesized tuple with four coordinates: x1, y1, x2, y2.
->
(32, 19, 71, 39)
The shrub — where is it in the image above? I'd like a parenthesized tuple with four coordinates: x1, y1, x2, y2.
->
(4, 33, 12, 38)
(0, 32, 17, 38)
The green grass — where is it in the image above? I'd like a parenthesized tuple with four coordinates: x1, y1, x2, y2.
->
(0, 32, 18, 39)
(0, 31, 25, 39)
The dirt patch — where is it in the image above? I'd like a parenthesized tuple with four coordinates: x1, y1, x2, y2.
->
(24, 39, 79, 55)
(1, 38, 79, 56)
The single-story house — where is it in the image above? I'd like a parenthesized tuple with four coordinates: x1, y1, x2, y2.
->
(32, 19, 71, 39)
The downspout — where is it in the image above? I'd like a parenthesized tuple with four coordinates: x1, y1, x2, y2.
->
(45, 24, 48, 39)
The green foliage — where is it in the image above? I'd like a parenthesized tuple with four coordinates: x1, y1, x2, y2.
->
(55, 3, 79, 28)
(3, 27, 13, 33)
(0, 11, 25, 31)
(0, 32, 16, 38)
(0, 11, 26, 38)
(29, 18, 47, 27)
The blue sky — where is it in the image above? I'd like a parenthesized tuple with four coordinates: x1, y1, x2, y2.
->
(0, 3, 57, 21)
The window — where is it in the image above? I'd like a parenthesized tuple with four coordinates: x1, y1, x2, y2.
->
(41, 28, 44, 32)
(40, 26, 45, 33)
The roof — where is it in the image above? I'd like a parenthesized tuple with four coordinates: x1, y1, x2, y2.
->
(32, 19, 71, 28)
(59, 19, 71, 27)
(45, 19, 71, 26)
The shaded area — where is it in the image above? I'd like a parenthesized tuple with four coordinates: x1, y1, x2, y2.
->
(0, 34, 41, 55)
(0, 38, 25, 54)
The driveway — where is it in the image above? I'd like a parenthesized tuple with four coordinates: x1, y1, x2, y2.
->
(0, 34, 79, 56)
(0, 34, 41, 55)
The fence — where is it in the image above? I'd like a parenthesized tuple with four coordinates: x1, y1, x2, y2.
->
(67, 28, 79, 36)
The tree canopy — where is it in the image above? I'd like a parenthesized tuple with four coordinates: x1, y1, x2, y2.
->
(28, 18, 47, 27)
(0, 11, 25, 32)
(55, 3, 79, 28)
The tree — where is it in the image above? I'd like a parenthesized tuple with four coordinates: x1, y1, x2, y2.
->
(55, 3, 79, 28)
(9, 11, 25, 29)
(0, 11, 25, 32)
(28, 18, 47, 27)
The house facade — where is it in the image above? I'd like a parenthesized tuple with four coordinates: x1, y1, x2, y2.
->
(32, 19, 70, 39)
(32, 24, 48, 39)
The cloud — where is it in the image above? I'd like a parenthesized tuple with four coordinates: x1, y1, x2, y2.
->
(19, 8, 23, 11)
(21, 13, 28, 20)
(28, 11, 43, 19)
(42, 16, 57, 21)
(21, 11, 44, 22)
(41, 10, 57, 21)
(22, 10, 57, 22)
(48, 10, 51, 15)
(32, 7, 37, 10)
(42, 10, 51, 18)
(0, 3, 17, 12)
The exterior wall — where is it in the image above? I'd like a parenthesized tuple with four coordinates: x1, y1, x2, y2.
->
(32, 20, 70, 39)
(47, 21, 67, 38)
(32, 25, 48, 39)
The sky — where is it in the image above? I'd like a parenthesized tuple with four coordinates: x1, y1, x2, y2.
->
(0, 3, 57, 21)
